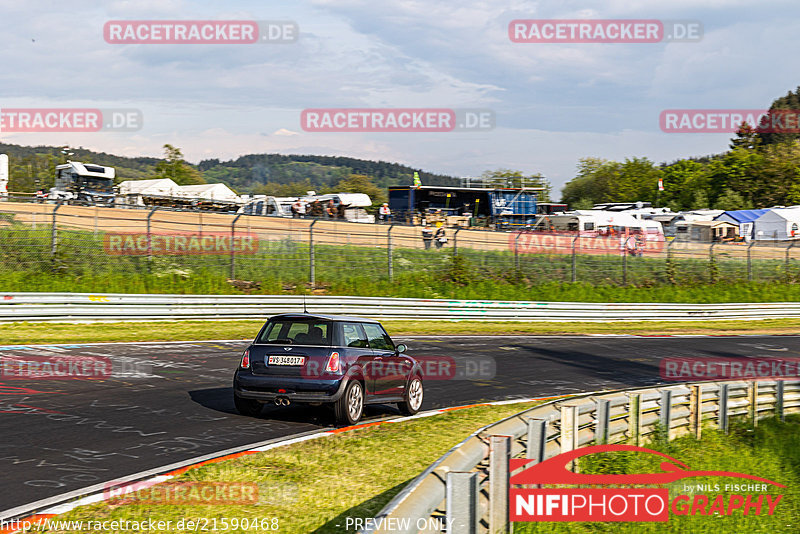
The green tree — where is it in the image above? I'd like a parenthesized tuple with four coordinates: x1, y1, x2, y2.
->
(154, 144, 205, 185)
(561, 158, 621, 206)
(730, 122, 762, 150)
(660, 159, 707, 209)
(713, 189, 749, 211)
(691, 190, 710, 210)
(757, 86, 800, 146)
(613, 157, 661, 203)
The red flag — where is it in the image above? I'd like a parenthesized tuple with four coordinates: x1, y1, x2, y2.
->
(658, 178, 664, 191)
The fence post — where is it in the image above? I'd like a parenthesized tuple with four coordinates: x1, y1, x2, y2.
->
(622, 239, 628, 286)
(571, 236, 578, 282)
(709, 243, 717, 283)
(595, 398, 610, 444)
(659, 390, 672, 440)
(526, 418, 546, 461)
(146, 206, 158, 269)
(748, 381, 759, 426)
(666, 238, 677, 284)
(628, 393, 641, 445)
(387, 224, 394, 281)
(690, 385, 702, 439)
(453, 228, 460, 256)
(560, 405, 578, 455)
(719, 383, 729, 434)
(777, 381, 785, 422)
(50, 201, 62, 258)
(230, 213, 242, 280)
(309, 220, 317, 287)
(446, 472, 479, 534)
(747, 241, 755, 281)
(786, 241, 796, 278)
(514, 231, 521, 271)
(489, 435, 511, 534)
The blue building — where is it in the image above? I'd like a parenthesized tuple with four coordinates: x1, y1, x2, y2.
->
(713, 209, 770, 241)
(388, 185, 540, 225)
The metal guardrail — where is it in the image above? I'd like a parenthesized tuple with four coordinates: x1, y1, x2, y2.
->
(2, 293, 800, 322)
(364, 379, 800, 534)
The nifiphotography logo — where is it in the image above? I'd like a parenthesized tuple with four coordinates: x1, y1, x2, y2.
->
(510, 444, 784, 522)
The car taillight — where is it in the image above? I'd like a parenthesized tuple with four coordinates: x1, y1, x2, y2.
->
(240, 349, 250, 369)
(325, 352, 340, 373)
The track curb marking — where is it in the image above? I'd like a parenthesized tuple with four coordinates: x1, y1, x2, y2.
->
(0, 396, 562, 533)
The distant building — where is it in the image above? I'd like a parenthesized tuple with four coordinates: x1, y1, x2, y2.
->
(388, 185, 540, 225)
(177, 183, 239, 202)
(753, 207, 800, 241)
(117, 178, 181, 205)
(689, 220, 739, 242)
(714, 209, 770, 241)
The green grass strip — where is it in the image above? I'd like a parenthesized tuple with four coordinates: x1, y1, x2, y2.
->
(2, 318, 799, 346)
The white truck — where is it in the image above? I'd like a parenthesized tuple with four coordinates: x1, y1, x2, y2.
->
(49, 161, 116, 204)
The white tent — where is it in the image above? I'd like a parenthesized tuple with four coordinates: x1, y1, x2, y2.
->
(116, 178, 180, 205)
(753, 207, 800, 241)
(177, 183, 240, 202)
(117, 178, 180, 196)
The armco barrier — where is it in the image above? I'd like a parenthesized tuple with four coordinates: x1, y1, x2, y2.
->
(2, 293, 800, 322)
(362, 379, 800, 534)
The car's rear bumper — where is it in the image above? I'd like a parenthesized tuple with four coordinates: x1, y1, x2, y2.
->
(233, 371, 349, 403)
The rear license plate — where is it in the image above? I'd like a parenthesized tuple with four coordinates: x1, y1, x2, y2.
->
(268, 355, 306, 366)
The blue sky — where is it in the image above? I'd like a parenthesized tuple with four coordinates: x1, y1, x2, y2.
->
(1, 0, 798, 199)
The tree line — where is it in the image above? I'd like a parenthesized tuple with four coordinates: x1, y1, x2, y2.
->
(561, 86, 800, 211)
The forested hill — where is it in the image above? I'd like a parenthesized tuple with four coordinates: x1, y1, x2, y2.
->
(0, 142, 460, 194)
(197, 154, 461, 195)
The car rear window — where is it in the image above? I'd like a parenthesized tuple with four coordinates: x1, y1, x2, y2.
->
(257, 319, 332, 346)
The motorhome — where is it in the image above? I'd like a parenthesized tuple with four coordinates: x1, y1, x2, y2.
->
(533, 210, 665, 241)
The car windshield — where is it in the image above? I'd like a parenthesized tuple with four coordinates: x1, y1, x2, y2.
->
(256, 318, 332, 346)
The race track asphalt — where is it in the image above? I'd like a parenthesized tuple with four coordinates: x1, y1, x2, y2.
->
(1, 334, 798, 515)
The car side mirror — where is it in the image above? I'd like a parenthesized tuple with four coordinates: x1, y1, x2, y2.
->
(395, 343, 407, 354)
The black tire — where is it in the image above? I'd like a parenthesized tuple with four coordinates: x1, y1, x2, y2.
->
(398, 376, 424, 416)
(234, 394, 263, 417)
(335, 380, 364, 425)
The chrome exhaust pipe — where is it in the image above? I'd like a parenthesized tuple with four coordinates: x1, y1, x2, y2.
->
(275, 397, 291, 406)
(274, 398, 282, 406)
(281, 398, 291, 406)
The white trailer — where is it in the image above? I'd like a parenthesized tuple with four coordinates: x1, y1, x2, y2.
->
(0, 154, 8, 198)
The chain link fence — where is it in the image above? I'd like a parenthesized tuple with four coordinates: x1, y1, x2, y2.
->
(2, 200, 800, 292)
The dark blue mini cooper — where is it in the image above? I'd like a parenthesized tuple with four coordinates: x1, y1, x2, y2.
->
(232, 314, 424, 424)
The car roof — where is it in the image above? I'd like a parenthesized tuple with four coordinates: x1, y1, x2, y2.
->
(268, 313, 381, 324)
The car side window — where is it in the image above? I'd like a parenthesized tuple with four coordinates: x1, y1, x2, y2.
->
(341, 322, 369, 348)
(362, 323, 394, 351)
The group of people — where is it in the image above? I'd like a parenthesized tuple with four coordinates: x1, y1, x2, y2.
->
(290, 199, 349, 219)
(421, 223, 448, 249)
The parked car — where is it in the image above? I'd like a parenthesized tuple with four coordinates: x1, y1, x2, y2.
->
(232, 314, 424, 424)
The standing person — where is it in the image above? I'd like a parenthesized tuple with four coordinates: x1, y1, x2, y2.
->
(378, 203, 391, 223)
(291, 199, 302, 218)
(421, 224, 433, 249)
(434, 224, 447, 249)
(325, 199, 336, 218)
